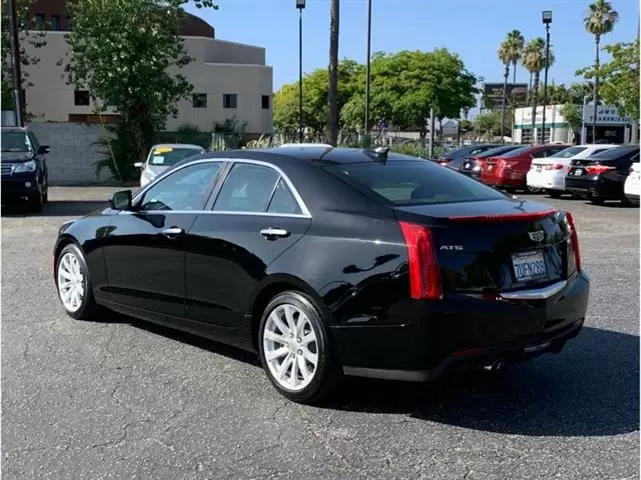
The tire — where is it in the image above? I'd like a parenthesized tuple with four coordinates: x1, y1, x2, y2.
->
(589, 197, 604, 205)
(55, 243, 100, 320)
(525, 185, 542, 194)
(547, 190, 563, 199)
(42, 186, 48, 204)
(28, 192, 43, 213)
(258, 291, 340, 404)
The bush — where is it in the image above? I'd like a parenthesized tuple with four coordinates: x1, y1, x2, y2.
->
(92, 123, 139, 181)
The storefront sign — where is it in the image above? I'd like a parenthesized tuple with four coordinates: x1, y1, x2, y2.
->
(582, 105, 631, 124)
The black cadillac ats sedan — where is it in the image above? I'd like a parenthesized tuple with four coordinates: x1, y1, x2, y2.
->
(53, 146, 589, 404)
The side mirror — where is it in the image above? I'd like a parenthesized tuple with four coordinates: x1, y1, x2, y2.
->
(134, 162, 144, 169)
(109, 190, 133, 211)
(38, 145, 50, 154)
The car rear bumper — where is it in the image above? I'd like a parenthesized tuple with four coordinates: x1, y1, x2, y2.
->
(625, 193, 639, 205)
(527, 170, 566, 191)
(333, 272, 590, 381)
(565, 176, 621, 199)
(481, 175, 524, 188)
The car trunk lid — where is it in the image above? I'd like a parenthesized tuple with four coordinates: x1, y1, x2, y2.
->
(394, 200, 569, 294)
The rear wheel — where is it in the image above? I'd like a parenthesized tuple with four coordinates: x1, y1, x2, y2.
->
(525, 185, 542, 194)
(258, 291, 340, 404)
(547, 190, 563, 199)
(589, 197, 604, 205)
(56, 243, 100, 320)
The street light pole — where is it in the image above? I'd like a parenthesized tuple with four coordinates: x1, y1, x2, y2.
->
(8, 0, 24, 127)
(540, 10, 552, 144)
(364, 0, 372, 139)
(580, 94, 589, 144)
(296, 0, 306, 143)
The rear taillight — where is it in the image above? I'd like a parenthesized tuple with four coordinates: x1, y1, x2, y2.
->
(564, 212, 581, 274)
(545, 163, 564, 170)
(585, 165, 615, 175)
(399, 221, 442, 300)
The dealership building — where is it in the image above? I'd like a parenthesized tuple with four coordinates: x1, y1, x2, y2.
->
(512, 104, 635, 144)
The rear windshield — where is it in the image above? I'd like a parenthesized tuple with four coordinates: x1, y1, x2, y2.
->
(443, 145, 496, 157)
(497, 146, 533, 158)
(148, 146, 204, 166)
(476, 145, 519, 158)
(325, 161, 507, 206)
(550, 146, 587, 158)
(591, 146, 639, 160)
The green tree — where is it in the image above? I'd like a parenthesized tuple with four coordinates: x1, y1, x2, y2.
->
(474, 111, 500, 140)
(583, 0, 619, 143)
(498, 31, 522, 139)
(1, 0, 47, 115)
(64, 0, 217, 179)
(327, 0, 340, 145)
(342, 49, 477, 137)
(522, 38, 555, 140)
(506, 30, 525, 84)
(560, 103, 582, 133)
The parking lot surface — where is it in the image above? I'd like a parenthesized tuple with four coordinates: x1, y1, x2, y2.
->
(2, 187, 639, 480)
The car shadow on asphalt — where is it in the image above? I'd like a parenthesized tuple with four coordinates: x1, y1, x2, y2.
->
(94, 314, 638, 437)
(326, 326, 639, 437)
(1, 200, 108, 217)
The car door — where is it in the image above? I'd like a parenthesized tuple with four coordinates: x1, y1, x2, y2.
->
(103, 160, 224, 317)
(185, 160, 312, 339)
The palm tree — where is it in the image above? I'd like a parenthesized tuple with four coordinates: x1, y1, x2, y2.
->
(584, 0, 619, 143)
(522, 38, 555, 143)
(497, 42, 512, 142)
(506, 30, 525, 85)
(327, 0, 340, 146)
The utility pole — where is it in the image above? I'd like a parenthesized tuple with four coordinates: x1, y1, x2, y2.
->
(364, 0, 372, 139)
(8, 0, 24, 126)
(428, 108, 435, 158)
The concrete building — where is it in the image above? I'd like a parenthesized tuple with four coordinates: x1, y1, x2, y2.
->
(513, 104, 634, 145)
(22, 0, 273, 134)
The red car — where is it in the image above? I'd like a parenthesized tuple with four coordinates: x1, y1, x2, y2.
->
(480, 144, 569, 192)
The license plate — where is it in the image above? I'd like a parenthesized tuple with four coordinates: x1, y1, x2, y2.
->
(512, 251, 547, 281)
(574, 169, 583, 176)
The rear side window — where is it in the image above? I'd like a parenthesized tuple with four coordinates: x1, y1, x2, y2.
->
(325, 161, 506, 206)
(592, 147, 639, 160)
(550, 147, 587, 158)
(497, 146, 532, 158)
(214, 163, 279, 212)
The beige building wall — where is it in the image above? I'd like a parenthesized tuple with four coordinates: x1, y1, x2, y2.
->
(23, 32, 273, 134)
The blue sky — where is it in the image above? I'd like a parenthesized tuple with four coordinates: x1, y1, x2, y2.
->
(187, 0, 639, 92)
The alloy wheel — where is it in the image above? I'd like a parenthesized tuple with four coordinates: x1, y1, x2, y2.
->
(57, 252, 85, 312)
(262, 303, 319, 391)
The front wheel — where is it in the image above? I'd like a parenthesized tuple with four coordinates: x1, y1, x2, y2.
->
(547, 189, 563, 199)
(258, 291, 340, 404)
(525, 185, 542, 194)
(56, 243, 100, 320)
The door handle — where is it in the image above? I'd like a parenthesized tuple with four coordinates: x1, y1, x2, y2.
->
(162, 227, 185, 237)
(260, 227, 290, 239)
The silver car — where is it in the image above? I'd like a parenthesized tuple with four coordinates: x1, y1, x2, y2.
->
(135, 143, 206, 187)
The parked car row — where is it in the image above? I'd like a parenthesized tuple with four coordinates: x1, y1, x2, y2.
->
(439, 142, 640, 206)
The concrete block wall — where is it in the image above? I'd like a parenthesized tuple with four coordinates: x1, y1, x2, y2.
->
(27, 122, 113, 185)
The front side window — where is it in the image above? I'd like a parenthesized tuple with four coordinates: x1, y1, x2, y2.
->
(325, 160, 506, 206)
(1, 131, 32, 152)
(148, 146, 205, 166)
(139, 162, 221, 211)
(213, 163, 280, 213)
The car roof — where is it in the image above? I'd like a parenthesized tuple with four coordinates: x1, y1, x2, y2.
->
(199, 146, 425, 166)
(151, 143, 205, 150)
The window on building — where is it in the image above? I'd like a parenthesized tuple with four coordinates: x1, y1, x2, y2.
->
(261, 95, 270, 110)
(66, 16, 72, 30)
(34, 13, 45, 29)
(50, 15, 61, 30)
(192, 93, 207, 108)
(223, 94, 237, 109)
(74, 90, 90, 106)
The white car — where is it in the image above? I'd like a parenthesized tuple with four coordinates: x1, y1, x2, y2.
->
(624, 162, 640, 206)
(135, 143, 206, 187)
(526, 144, 618, 198)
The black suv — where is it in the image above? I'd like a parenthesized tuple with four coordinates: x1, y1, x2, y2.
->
(1, 127, 50, 212)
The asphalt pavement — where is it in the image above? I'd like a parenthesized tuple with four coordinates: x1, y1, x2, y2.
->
(2, 187, 639, 480)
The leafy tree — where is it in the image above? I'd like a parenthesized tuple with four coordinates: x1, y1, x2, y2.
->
(474, 111, 500, 139)
(560, 103, 583, 133)
(578, 40, 639, 121)
(342, 49, 477, 136)
(1, 0, 47, 115)
(64, 0, 217, 179)
(583, 0, 619, 142)
(522, 38, 555, 138)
